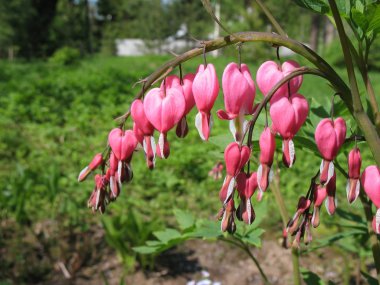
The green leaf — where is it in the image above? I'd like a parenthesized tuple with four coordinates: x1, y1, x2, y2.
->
(351, 8, 369, 32)
(191, 220, 222, 239)
(293, 0, 330, 14)
(367, 4, 380, 34)
(303, 229, 367, 253)
(133, 246, 161, 254)
(173, 209, 195, 231)
(153, 228, 181, 243)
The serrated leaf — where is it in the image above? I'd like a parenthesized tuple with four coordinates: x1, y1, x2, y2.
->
(191, 220, 222, 239)
(173, 209, 195, 230)
(153, 228, 181, 243)
(242, 235, 262, 247)
(368, 4, 380, 33)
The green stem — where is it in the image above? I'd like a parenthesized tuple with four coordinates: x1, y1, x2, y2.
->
(328, 0, 380, 164)
(271, 165, 301, 285)
(255, 0, 287, 37)
(220, 237, 270, 284)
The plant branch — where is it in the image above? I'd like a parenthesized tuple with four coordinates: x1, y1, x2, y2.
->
(271, 161, 301, 285)
(255, 0, 287, 37)
(115, 31, 352, 123)
(220, 237, 270, 284)
(328, 0, 380, 164)
(243, 67, 328, 146)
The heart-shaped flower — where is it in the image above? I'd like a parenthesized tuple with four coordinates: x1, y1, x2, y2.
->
(311, 184, 327, 228)
(346, 147, 361, 204)
(131, 99, 155, 136)
(144, 83, 185, 158)
(361, 165, 380, 208)
(217, 62, 255, 142)
(315, 117, 346, 185)
(108, 128, 138, 161)
(270, 93, 309, 168)
(236, 172, 257, 225)
(217, 62, 255, 120)
(256, 60, 303, 103)
(219, 142, 251, 205)
(257, 127, 276, 193)
(192, 64, 219, 140)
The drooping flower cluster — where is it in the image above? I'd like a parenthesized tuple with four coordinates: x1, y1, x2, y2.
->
(77, 54, 379, 243)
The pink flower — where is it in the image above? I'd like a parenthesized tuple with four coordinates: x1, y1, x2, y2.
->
(108, 128, 138, 161)
(361, 165, 380, 208)
(218, 62, 255, 119)
(87, 174, 109, 213)
(160, 74, 195, 138)
(270, 93, 309, 168)
(346, 147, 361, 204)
(256, 60, 303, 103)
(131, 99, 157, 168)
(287, 196, 311, 234)
(208, 162, 224, 180)
(257, 127, 276, 193)
(325, 172, 337, 216)
(236, 172, 258, 225)
(143, 81, 185, 158)
(217, 62, 255, 141)
(108, 128, 137, 185)
(315, 117, 346, 185)
(311, 184, 327, 228)
(219, 142, 251, 205)
(192, 64, 220, 141)
(221, 198, 236, 233)
(78, 153, 103, 182)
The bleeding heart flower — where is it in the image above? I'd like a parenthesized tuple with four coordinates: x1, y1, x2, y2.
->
(208, 162, 224, 180)
(315, 117, 346, 185)
(361, 165, 380, 208)
(325, 172, 337, 216)
(270, 93, 309, 168)
(346, 147, 361, 204)
(78, 153, 103, 182)
(217, 62, 255, 142)
(311, 184, 327, 228)
(108, 128, 138, 161)
(162, 74, 195, 138)
(219, 142, 251, 205)
(88, 174, 109, 213)
(257, 127, 276, 193)
(236, 172, 257, 225)
(143, 82, 185, 158)
(287, 196, 311, 234)
(256, 60, 303, 103)
(192, 64, 219, 140)
(131, 100, 157, 168)
(221, 198, 236, 234)
(108, 128, 137, 185)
